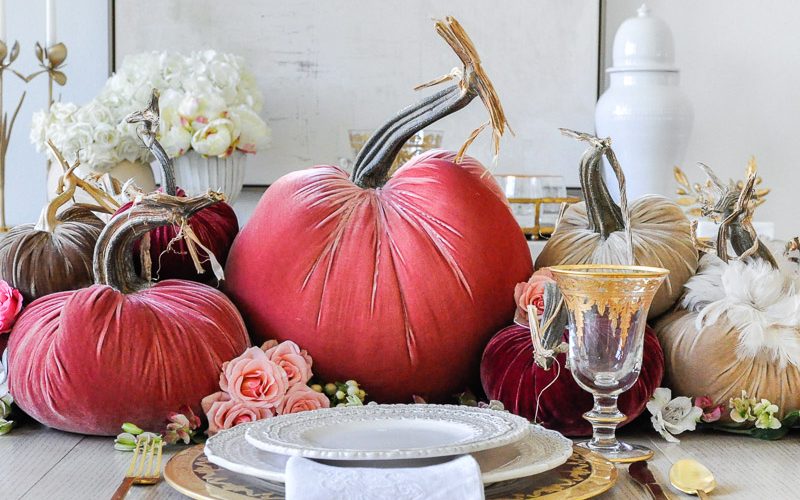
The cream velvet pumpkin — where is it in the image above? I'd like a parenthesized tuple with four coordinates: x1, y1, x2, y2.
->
(536, 133, 697, 318)
(655, 310, 800, 420)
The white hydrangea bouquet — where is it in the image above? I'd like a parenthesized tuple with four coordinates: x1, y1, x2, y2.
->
(31, 50, 270, 173)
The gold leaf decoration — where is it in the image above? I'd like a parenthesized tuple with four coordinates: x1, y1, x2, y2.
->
(673, 158, 769, 216)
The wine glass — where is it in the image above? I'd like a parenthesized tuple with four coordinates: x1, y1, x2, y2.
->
(493, 175, 567, 237)
(550, 264, 669, 463)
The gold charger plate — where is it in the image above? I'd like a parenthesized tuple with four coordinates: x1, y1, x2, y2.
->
(165, 445, 616, 499)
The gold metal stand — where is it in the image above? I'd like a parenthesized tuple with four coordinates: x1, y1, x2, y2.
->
(0, 40, 27, 232)
(508, 196, 581, 239)
(31, 41, 68, 180)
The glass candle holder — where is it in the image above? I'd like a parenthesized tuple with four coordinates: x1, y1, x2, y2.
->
(550, 264, 669, 463)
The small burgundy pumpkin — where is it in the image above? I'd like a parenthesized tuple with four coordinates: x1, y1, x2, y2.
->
(115, 90, 238, 283)
(481, 324, 664, 436)
(7, 192, 250, 435)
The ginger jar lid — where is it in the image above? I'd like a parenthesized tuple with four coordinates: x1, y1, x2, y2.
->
(608, 4, 678, 73)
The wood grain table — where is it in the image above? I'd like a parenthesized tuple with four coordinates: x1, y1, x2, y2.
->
(1, 422, 797, 499)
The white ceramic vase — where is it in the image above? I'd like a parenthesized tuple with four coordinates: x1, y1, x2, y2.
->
(595, 4, 693, 199)
(46, 159, 156, 201)
(172, 150, 246, 204)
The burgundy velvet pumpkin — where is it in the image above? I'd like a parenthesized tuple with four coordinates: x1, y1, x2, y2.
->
(7, 192, 250, 435)
(226, 25, 531, 402)
(115, 188, 238, 282)
(115, 90, 239, 283)
(481, 324, 664, 436)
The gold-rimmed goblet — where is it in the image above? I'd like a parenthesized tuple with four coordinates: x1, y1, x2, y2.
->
(550, 264, 669, 463)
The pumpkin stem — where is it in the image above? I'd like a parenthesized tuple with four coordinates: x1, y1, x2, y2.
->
(126, 88, 177, 196)
(352, 17, 510, 189)
(94, 191, 224, 293)
(707, 166, 778, 268)
(560, 129, 624, 239)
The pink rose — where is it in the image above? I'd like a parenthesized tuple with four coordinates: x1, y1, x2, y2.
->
(264, 340, 313, 387)
(694, 395, 724, 423)
(513, 268, 556, 324)
(219, 347, 289, 408)
(0, 281, 23, 334)
(277, 384, 330, 415)
(201, 391, 274, 436)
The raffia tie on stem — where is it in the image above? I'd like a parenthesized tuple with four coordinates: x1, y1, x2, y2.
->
(527, 301, 568, 425)
(416, 17, 511, 165)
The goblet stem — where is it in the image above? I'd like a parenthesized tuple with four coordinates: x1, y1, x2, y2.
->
(584, 394, 626, 452)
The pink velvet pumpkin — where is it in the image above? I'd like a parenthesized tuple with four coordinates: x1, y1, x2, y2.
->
(7, 193, 250, 436)
(226, 46, 532, 402)
(481, 324, 664, 436)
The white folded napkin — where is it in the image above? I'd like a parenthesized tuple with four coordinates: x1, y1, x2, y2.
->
(284, 454, 485, 500)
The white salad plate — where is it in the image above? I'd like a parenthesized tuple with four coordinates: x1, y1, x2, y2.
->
(206, 421, 573, 484)
(244, 404, 531, 460)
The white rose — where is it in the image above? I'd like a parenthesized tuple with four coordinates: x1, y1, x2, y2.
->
(50, 102, 78, 122)
(159, 52, 187, 89)
(75, 101, 113, 126)
(81, 143, 117, 172)
(228, 106, 270, 153)
(191, 118, 235, 157)
(116, 123, 150, 163)
(63, 122, 94, 157)
(160, 124, 193, 158)
(30, 110, 49, 150)
(92, 123, 119, 149)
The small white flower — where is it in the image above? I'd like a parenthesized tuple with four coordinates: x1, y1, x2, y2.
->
(646, 388, 703, 443)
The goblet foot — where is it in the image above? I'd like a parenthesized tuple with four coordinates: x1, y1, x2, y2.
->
(575, 440, 654, 463)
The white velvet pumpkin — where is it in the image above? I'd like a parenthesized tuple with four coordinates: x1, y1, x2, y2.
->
(536, 133, 697, 318)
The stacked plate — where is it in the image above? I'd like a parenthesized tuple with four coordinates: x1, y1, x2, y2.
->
(204, 404, 573, 486)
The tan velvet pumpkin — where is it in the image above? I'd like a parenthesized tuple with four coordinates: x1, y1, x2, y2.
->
(0, 150, 118, 303)
(655, 168, 800, 419)
(536, 132, 697, 318)
(655, 309, 800, 420)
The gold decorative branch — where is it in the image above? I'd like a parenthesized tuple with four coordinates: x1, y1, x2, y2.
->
(674, 156, 769, 218)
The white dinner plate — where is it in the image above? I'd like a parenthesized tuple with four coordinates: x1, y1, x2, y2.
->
(244, 404, 531, 460)
(206, 421, 573, 484)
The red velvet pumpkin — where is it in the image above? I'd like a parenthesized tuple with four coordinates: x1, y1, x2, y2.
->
(7, 192, 250, 435)
(481, 324, 664, 436)
(115, 188, 238, 282)
(115, 90, 238, 283)
(225, 22, 531, 402)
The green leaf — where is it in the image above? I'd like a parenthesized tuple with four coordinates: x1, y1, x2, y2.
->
(715, 411, 799, 441)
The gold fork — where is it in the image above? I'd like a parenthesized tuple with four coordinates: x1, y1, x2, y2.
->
(111, 436, 164, 500)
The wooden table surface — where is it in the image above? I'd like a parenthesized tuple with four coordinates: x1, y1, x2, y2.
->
(1, 422, 797, 499)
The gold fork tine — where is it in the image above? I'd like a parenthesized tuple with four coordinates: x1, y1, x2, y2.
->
(111, 436, 163, 500)
(151, 439, 164, 479)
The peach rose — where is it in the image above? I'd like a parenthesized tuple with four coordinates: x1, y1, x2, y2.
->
(0, 281, 22, 334)
(263, 340, 313, 387)
(219, 347, 288, 408)
(277, 384, 330, 415)
(201, 391, 274, 436)
(513, 268, 556, 324)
